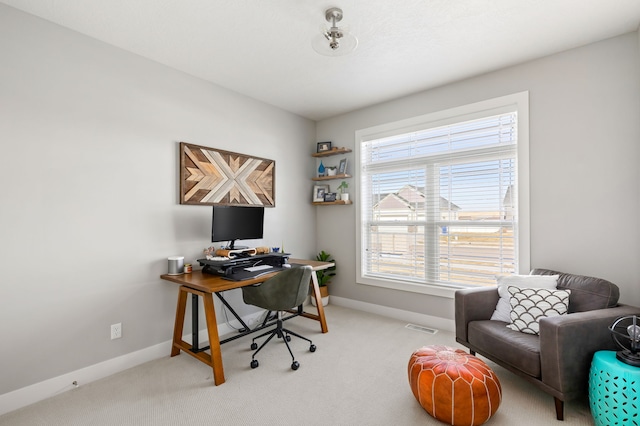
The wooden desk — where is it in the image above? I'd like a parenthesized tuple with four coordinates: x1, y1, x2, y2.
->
(160, 258, 333, 385)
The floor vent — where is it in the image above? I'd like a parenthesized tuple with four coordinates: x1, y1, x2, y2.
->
(405, 324, 438, 334)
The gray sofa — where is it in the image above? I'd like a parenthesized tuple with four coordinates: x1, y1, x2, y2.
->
(455, 268, 640, 420)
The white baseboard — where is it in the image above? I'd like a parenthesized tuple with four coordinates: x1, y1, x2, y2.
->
(0, 302, 452, 416)
(0, 311, 266, 417)
(0, 340, 170, 416)
(329, 295, 455, 333)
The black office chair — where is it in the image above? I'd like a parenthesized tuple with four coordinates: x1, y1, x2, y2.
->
(241, 265, 316, 370)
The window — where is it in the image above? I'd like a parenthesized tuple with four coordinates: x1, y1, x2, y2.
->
(355, 93, 529, 297)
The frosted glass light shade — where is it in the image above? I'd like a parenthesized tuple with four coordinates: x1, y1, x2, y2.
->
(312, 31, 358, 56)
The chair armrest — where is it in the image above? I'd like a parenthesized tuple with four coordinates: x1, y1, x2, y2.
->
(455, 287, 500, 343)
(539, 304, 640, 399)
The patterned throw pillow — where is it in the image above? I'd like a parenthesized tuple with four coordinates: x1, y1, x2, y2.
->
(490, 274, 559, 322)
(507, 286, 571, 335)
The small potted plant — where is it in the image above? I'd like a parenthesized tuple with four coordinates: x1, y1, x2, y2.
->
(313, 250, 336, 306)
(337, 181, 349, 202)
(326, 166, 337, 176)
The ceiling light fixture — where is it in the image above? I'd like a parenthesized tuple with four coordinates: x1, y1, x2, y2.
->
(312, 7, 358, 57)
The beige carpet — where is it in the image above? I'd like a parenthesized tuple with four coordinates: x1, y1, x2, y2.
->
(0, 305, 594, 425)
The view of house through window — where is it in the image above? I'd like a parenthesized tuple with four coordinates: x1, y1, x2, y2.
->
(359, 110, 519, 289)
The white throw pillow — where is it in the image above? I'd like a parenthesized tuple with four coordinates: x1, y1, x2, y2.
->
(506, 286, 571, 335)
(490, 274, 559, 322)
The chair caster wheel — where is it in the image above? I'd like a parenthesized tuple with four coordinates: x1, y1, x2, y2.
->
(291, 361, 299, 370)
(286, 335, 292, 342)
(250, 342, 258, 350)
(310, 344, 316, 352)
(250, 359, 259, 369)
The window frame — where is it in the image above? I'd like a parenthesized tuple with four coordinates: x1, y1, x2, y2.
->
(354, 92, 530, 299)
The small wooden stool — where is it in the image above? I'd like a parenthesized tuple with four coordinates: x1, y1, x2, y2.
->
(408, 345, 502, 426)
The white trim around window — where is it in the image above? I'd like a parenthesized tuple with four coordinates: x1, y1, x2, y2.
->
(354, 92, 530, 299)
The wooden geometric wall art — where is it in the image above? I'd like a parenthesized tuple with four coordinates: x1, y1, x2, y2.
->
(179, 142, 275, 207)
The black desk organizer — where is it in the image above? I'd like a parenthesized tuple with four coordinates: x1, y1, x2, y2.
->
(198, 253, 290, 278)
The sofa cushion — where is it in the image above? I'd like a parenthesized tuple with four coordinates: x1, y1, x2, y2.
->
(490, 274, 559, 322)
(507, 287, 571, 335)
(468, 320, 541, 378)
(531, 269, 619, 313)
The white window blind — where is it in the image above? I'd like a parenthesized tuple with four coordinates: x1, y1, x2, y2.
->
(360, 112, 518, 288)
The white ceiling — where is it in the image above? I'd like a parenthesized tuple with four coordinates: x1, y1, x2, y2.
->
(3, 0, 640, 121)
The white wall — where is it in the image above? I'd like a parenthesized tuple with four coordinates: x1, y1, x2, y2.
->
(316, 32, 640, 320)
(2, 1, 639, 406)
(0, 5, 316, 396)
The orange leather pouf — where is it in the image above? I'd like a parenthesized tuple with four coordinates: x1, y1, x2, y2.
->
(408, 345, 502, 426)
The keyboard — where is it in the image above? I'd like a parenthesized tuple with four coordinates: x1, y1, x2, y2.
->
(224, 266, 282, 281)
(244, 264, 273, 272)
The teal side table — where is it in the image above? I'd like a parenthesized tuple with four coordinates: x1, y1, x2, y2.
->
(589, 350, 640, 426)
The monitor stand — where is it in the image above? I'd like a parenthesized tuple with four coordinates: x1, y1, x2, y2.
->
(223, 240, 248, 250)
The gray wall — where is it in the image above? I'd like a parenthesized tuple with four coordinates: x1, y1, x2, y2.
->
(316, 32, 640, 319)
(0, 5, 316, 395)
(2, 2, 639, 399)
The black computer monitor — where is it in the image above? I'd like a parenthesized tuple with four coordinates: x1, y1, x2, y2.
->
(211, 206, 264, 250)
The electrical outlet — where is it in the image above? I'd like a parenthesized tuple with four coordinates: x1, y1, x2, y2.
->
(110, 323, 122, 340)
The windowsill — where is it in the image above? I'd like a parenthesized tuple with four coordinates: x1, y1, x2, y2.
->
(357, 276, 465, 299)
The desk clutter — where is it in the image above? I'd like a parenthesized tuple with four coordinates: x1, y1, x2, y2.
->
(205, 246, 271, 259)
(167, 256, 184, 275)
(199, 246, 291, 281)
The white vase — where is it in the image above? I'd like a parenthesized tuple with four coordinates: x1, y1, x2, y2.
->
(311, 295, 329, 307)
(327, 168, 337, 176)
(340, 193, 349, 201)
(311, 286, 329, 306)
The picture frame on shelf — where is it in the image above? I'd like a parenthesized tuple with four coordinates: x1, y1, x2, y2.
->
(313, 185, 329, 202)
(338, 158, 348, 175)
(317, 141, 332, 153)
(323, 192, 337, 202)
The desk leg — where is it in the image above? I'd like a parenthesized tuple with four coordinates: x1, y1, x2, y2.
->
(202, 292, 225, 385)
(191, 294, 199, 350)
(170, 286, 225, 386)
(309, 271, 329, 333)
(171, 286, 188, 357)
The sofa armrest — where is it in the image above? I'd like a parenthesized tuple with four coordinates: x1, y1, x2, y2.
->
(455, 287, 500, 343)
(539, 304, 640, 400)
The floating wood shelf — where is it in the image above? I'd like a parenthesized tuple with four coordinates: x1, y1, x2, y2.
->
(312, 147, 351, 206)
(312, 174, 351, 181)
(312, 148, 352, 157)
(312, 200, 353, 206)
